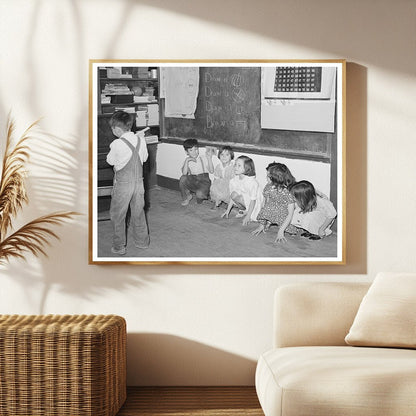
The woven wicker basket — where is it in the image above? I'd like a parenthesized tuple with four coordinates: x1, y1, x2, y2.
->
(0, 314, 126, 416)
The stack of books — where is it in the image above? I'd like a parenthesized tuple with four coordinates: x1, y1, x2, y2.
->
(145, 135, 159, 145)
(101, 95, 111, 104)
(107, 67, 132, 79)
(102, 84, 132, 95)
(133, 96, 154, 103)
(115, 107, 135, 113)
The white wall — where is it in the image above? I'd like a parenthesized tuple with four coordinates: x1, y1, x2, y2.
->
(0, 0, 415, 385)
(157, 143, 332, 196)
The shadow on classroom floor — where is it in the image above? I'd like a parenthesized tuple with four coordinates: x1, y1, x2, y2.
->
(96, 187, 338, 260)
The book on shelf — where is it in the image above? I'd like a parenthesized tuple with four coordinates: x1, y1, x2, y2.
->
(102, 84, 132, 95)
(145, 135, 159, 145)
(115, 107, 136, 113)
(133, 96, 155, 103)
(106, 67, 133, 79)
(101, 95, 111, 104)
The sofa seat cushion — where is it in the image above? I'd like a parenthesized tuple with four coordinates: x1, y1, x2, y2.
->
(256, 346, 416, 416)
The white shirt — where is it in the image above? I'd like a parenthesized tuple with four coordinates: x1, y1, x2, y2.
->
(229, 175, 263, 221)
(291, 196, 337, 235)
(106, 131, 148, 171)
(188, 156, 208, 175)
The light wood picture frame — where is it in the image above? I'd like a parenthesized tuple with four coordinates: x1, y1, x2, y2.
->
(89, 60, 346, 265)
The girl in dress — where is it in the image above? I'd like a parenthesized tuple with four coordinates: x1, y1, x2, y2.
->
(221, 155, 263, 226)
(207, 146, 235, 209)
(252, 163, 298, 243)
(290, 180, 337, 239)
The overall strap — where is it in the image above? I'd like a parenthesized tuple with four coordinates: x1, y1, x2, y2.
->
(119, 136, 140, 153)
(115, 136, 143, 180)
(197, 156, 206, 173)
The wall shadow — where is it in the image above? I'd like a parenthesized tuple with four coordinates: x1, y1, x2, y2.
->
(0, 2, 372, 300)
(135, 0, 413, 77)
(127, 333, 257, 386)
(130, 62, 368, 275)
(0, 2, 147, 311)
(0, 121, 161, 313)
(344, 63, 368, 273)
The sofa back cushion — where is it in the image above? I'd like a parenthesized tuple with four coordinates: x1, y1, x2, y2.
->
(345, 272, 416, 348)
(274, 282, 370, 348)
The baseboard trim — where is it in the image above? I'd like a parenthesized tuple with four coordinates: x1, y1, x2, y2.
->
(157, 175, 179, 191)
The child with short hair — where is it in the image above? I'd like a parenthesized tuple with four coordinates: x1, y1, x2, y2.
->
(222, 155, 263, 226)
(206, 145, 235, 209)
(290, 180, 337, 239)
(179, 138, 211, 206)
(252, 163, 298, 242)
(106, 111, 150, 255)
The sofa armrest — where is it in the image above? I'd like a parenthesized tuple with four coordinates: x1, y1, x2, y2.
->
(273, 282, 370, 348)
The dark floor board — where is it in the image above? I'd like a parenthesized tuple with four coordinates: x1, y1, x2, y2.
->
(116, 386, 264, 416)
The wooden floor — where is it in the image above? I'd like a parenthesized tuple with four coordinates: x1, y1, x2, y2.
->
(98, 186, 338, 259)
(116, 386, 264, 416)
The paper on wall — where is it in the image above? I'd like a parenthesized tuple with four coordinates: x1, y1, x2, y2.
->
(161, 67, 199, 119)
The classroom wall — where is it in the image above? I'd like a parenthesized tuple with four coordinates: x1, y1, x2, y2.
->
(0, 0, 415, 385)
(157, 143, 332, 197)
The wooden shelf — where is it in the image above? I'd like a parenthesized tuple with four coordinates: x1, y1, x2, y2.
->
(101, 101, 158, 106)
(97, 69, 160, 138)
(100, 77, 158, 82)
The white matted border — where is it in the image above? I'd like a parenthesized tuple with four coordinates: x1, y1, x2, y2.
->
(89, 60, 345, 265)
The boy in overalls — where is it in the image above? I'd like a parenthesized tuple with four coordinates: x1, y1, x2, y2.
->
(106, 111, 150, 255)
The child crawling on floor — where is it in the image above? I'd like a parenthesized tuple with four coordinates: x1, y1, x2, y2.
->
(290, 180, 337, 240)
(251, 162, 299, 243)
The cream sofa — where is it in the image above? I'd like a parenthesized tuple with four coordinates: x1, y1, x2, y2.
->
(255, 281, 416, 416)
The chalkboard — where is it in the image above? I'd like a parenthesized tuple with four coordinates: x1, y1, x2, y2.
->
(161, 67, 334, 161)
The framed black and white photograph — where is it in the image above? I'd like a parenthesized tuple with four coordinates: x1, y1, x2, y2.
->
(89, 60, 345, 264)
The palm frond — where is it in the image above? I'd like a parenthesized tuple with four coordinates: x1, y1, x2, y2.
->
(0, 211, 78, 265)
(0, 116, 39, 238)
